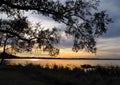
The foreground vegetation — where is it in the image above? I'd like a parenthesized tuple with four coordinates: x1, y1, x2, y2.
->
(0, 63, 120, 85)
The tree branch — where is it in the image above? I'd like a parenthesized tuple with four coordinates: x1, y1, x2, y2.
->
(1, 0, 88, 23)
(0, 29, 30, 41)
(1, 0, 60, 16)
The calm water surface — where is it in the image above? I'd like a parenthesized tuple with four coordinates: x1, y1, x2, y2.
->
(7, 59, 120, 68)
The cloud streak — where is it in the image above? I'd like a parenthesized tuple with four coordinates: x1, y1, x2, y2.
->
(96, 37, 120, 58)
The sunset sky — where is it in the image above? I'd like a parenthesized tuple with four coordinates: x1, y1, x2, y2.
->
(25, 0, 120, 58)
(1, 0, 120, 58)
(63, 0, 120, 58)
(95, 0, 120, 58)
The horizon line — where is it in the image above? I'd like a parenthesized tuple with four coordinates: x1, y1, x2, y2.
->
(1, 57, 120, 60)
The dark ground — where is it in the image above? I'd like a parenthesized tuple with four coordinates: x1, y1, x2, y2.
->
(0, 63, 120, 85)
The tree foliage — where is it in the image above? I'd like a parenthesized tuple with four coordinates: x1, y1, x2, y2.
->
(0, 0, 112, 57)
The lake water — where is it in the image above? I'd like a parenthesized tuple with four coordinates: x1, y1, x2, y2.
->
(6, 59, 120, 69)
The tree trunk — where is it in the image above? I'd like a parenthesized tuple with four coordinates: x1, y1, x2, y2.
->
(0, 37, 8, 64)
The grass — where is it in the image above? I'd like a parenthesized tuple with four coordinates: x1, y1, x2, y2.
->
(0, 63, 120, 85)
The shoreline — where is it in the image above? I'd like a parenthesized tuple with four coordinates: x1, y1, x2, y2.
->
(1, 57, 120, 60)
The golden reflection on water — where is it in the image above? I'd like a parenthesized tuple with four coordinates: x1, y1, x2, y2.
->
(7, 59, 120, 69)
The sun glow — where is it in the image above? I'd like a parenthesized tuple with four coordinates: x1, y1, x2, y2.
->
(57, 48, 95, 58)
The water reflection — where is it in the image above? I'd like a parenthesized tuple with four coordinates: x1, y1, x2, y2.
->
(6, 59, 120, 69)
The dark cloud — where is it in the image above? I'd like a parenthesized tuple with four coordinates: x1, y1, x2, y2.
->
(100, 0, 120, 38)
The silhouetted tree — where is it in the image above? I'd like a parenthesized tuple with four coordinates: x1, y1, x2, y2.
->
(0, 0, 112, 63)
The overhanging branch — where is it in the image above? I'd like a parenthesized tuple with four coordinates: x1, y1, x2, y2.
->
(1, 0, 88, 23)
(1, 0, 60, 16)
(0, 29, 30, 41)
